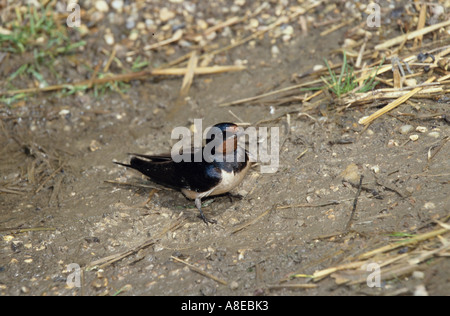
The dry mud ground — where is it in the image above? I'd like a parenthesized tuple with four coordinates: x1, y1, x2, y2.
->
(1, 1, 449, 296)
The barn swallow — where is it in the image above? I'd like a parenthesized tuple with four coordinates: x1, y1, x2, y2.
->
(115, 123, 251, 224)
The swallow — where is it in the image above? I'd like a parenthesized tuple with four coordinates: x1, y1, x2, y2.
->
(115, 122, 251, 224)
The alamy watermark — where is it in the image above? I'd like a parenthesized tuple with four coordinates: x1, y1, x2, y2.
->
(364, 262, 381, 288)
(66, 263, 81, 288)
(66, 2, 81, 28)
(366, 3, 381, 28)
(171, 119, 279, 173)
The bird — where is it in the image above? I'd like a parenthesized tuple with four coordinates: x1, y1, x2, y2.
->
(115, 122, 251, 224)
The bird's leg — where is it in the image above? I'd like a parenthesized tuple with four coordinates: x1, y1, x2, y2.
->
(195, 197, 217, 224)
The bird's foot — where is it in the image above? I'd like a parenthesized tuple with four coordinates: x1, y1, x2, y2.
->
(198, 210, 217, 225)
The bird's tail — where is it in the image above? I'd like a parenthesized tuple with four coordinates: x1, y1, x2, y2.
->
(115, 156, 180, 188)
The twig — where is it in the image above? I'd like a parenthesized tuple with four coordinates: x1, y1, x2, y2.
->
(85, 219, 184, 270)
(313, 261, 367, 281)
(413, 2, 427, 48)
(267, 283, 317, 290)
(143, 29, 183, 51)
(0, 188, 26, 195)
(375, 19, 450, 50)
(35, 163, 65, 193)
(88, 62, 102, 88)
(86, 238, 158, 270)
(0, 66, 246, 97)
(219, 80, 322, 107)
(359, 227, 450, 260)
(295, 149, 308, 161)
(103, 46, 117, 73)
(320, 18, 355, 36)
(277, 200, 341, 210)
(203, 16, 242, 36)
(48, 174, 64, 206)
(359, 76, 436, 125)
(230, 204, 277, 235)
(345, 175, 364, 231)
(0, 227, 56, 234)
(171, 256, 228, 286)
(423, 136, 449, 172)
(228, 110, 246, 124)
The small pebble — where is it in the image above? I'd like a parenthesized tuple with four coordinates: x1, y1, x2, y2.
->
(95, 0, 109, 13)
(104, 32, 115, 45)
(313, 64, 325, 72)
(427, 131, 440, 138)
(282, 25, 294, 36)
(230, 5, 240, 13)
(129, 30, 139, 41)
(343, 38, 357, 47)
(160, 8, 175, 22)
(125, 18, 136, 29)
(271, 45, 280, 56)
(59, 109, 70, 116)
(371, 165, 380, 174)
(409, 134, 419, 141)
(0, 26, 11, 35)
(111, 0, 124, 11)
(431, 5, 444, 18)
(412, 271, 425, 280)
(405, 187, 414, 194)
(340, 163, 360, 183)
(423, 202, 435, 210)
(229, 281, 239, 290)
(387, 139, 399, 147)
(404, 78, 417, 87)
(249, 18, 259, 29)
(414, 285, 429, 296)
(416, 126, 427, 133)
(89, 140, 101, 152)
(399, 124, 414, 134)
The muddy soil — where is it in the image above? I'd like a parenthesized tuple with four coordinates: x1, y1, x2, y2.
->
(1, 1, 449, 296)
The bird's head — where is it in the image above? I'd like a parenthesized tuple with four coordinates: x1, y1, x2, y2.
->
(205, 122, 244, 156)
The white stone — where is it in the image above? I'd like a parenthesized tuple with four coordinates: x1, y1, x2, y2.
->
(95, 0, 109, 12)
(399, 125, 414, 134)
(416, 126, 427, 133)
(423, 202, 435, 209)
(271, 45, 280, 56)
(160, 8, 175, 22)
(111, 0, 124, 11)
(104, 32, 115, 45)
(427, 131, 440, 138)
(414, 285, 429, 296)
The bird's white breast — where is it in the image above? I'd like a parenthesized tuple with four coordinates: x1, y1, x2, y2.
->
(181, 146, 250, 200)
(210, 162, 250, 196)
